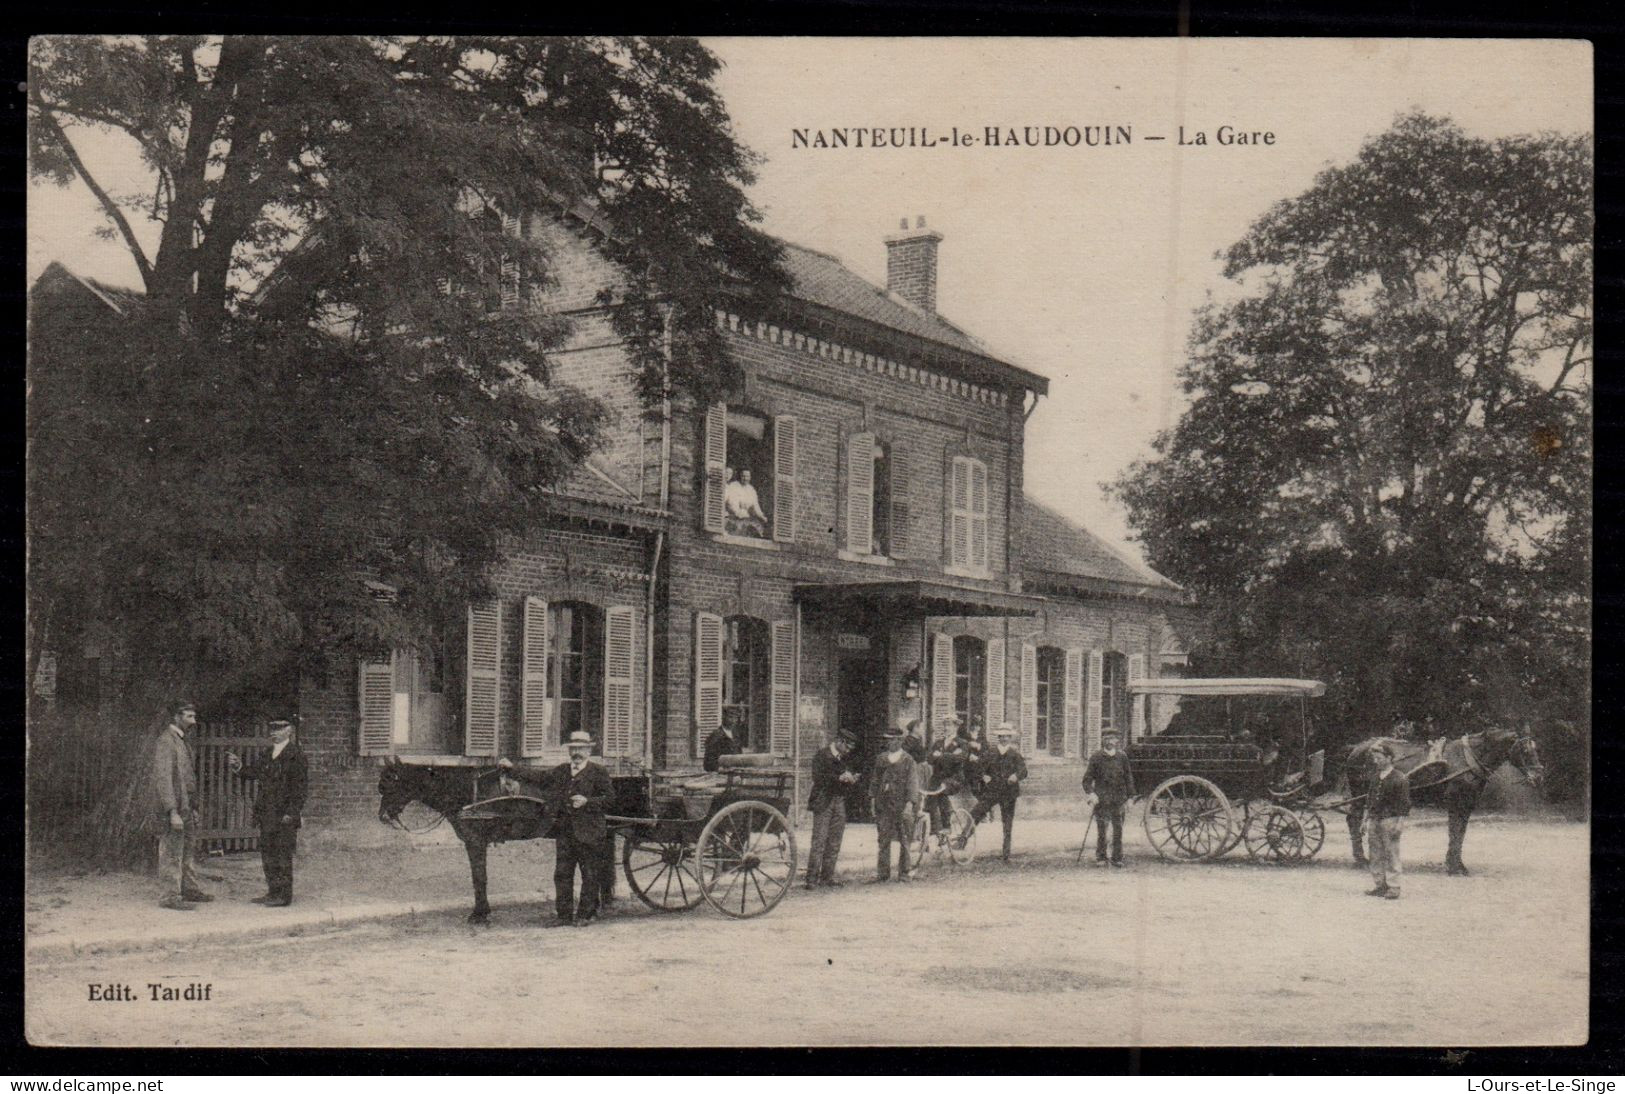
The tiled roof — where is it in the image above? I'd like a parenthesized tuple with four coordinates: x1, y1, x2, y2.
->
(1019, 495, 1181, 593)
(778, 241, 1002, 363)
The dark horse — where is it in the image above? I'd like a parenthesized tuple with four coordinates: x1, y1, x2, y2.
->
(1340, 726, 1543, 875)
(376, 759, 616, 924)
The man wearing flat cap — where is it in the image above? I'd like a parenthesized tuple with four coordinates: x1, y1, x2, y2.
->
(228, 718, 308, 906)
(965, 721, 1027, 862)
(871, 726, 921, 882)
(1082, 728, 1135, 867)
(805, 729, 860, 888)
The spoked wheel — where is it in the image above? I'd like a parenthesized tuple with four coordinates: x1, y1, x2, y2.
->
(696, 800, 798, 919)
(622, 830, 704, 912)
(946, 806, 977, 865)
(1243, 804, 1308, 864)
(1293, 807, 1326, 860)
(1143, 776, 1236, 861)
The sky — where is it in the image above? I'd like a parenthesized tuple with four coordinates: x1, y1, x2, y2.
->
(27, 37, 1592, 560)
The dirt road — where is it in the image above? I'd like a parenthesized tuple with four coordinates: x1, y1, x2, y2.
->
(26, 817, 1586, 1047)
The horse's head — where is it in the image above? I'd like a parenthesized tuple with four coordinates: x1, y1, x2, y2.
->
(1479, 724, 1545, 789)
(376, 757, 427, 825)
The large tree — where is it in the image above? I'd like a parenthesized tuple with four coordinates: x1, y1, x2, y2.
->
(1113, 114, 1590, 786)
(28, 35, 785, 730)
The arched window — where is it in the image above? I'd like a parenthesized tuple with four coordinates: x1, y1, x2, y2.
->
(953, 635, 987, 735)
(723, 615, 771, 752)
(549, 601, 604, 746)
(1036, 646, 1066, 755)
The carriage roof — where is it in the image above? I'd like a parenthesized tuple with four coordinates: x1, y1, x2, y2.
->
(1127, 677, 1327, 698)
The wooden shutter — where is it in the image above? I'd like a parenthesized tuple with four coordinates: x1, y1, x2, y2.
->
(772, 414, 798, 543)
(1019, 643, 1038, 754)
(693, 611, 724, 736)
(603, 605, 637, 757)
(889, 444, 913, 558)
(520, 596, 550, 757)
(845, 431, 875, 555)
(930, 632, 954, 736)
(769, 619, 795, 755)
(985, 637, 1006, 730)
(357, 654, 396, 756)
(1128, 653, 1147, 741)
(1086, 650, 1104, 755)
(464, 601, 502, 757)
(701, 404, 727, 534)
(499, 212, 522, 311)
(1064, 648, 1084, 758)
(969, 460, 989, 571)
(949, 457, 970, 566)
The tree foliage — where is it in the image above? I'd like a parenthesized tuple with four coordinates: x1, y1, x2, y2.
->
(28, 35, 786, 718)
(1113, 114, 1590, 781)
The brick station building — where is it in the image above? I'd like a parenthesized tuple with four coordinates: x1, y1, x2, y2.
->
(30, 211, 1196, 830)
(291, 209, 1196, 826)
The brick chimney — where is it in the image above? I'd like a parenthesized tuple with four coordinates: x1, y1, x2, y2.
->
(884, 215, 943, 314)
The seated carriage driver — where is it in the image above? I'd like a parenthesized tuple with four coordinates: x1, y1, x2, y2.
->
(500, 730, 613, 928)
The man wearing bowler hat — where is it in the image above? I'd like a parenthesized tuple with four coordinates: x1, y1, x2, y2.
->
(227, 718, 309, 905)
(964, 721, 1027, 861)
(805, 729, 860, 888)
(871, 726, 921, 882)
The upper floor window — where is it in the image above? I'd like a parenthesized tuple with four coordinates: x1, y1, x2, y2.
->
(845, 434, 913, 558)
(948, 455, 990, 571)
(702, 404, 798, 543)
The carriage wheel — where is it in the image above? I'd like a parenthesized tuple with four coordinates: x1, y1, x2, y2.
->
(946, 807, 978, 865)
(1293, 807, 1326, 860)
(1243, 804, 1308, 864)
(696, 800, 798, 919)
(1143, 776, 1236, 861)
(622, 830, 705, 912)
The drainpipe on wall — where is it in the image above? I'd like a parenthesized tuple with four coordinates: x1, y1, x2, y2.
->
(644, 529, 664, 767)
(793, 599, 804, 825)
(660, 305, 674, 512)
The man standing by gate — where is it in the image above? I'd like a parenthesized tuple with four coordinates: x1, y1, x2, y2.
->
(150, 699, 212, 911)
(228, 718, 309, 905)
(1082, 727, 1134, 867)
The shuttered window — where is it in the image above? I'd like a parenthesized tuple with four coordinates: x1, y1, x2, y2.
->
(1127, 652, 1146, 742)
(845, 431, 875, 555)
(1087, 650, 1104, 756)
(701, 404, 728, 534)
(949, 456, 989, 570)
(930, 632, 955, 739)
(693, 611, 725, 744)
(890, 444, 914, 558)
(357, 654, 396, 756)
(769, 620, 795, 756)
(953, 636, 986, 733)
(772, 414, 798, 543)
(1035, 647, 1066, 755)
(603, 606, 637, 757)
(520, 596, 550, 757)
(1064, 648, 1084, 758)
(985, 637, 1006, 732)
(464, 600, 501, 757)
(1019, 643, 1038, 754)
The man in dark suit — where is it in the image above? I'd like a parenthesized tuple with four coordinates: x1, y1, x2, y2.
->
(227, 718, 309, 905)
(923, 715, 968, 839)
(966, 721, 1028, 861)
(871, 727, 921, 882)
(506, 730, 614, 927)
(804, 729, 860, 888)
(703, 708, 745, 772)
(1081, 728, 1135, 867)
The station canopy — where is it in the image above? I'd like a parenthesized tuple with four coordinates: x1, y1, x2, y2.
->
(793, 579, 1046, 620)
(1127, 677, 1327, 698)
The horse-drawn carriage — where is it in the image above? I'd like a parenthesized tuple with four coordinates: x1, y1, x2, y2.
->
(1128, 677, 1336, 864)
(401, 754, 799, 920)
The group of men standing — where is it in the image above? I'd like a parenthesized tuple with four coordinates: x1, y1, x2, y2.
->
(803, 713, 1033, 887)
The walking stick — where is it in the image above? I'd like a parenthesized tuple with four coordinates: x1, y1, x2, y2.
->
(1074, 797, 1098, 864)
